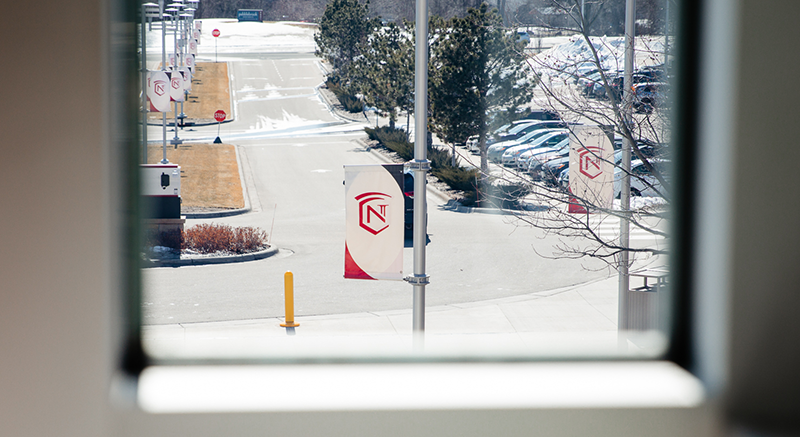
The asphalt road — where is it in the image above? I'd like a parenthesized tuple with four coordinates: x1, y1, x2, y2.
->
(142, 51, 660, 325)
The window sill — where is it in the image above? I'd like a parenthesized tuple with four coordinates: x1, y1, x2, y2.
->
(136, 361, 703, 413)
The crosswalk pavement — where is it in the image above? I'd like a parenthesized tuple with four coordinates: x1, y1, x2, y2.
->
(587, 216, 667, 242)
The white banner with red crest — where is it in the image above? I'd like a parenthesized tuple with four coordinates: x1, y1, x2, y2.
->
(147, 70, 171, 112)
(568, 125, 614, 212)
(344, 164, 404, 280)
(169, 70, 184, 102)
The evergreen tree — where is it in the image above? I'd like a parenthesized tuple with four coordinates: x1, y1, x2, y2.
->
(314, 0, 377, 80)
(350, 22, 415, 129)
(429, 3, 536, 180)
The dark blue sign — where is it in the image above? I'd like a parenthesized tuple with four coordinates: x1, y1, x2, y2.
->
(237, 9, 262, 22)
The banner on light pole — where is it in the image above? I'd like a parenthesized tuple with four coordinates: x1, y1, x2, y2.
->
(169, 70, 184, 102)
(568, 125, 614, 212)
(147, 70, 171, 112)
(179, 68, 192, 92)
(344, 164, 404, 281)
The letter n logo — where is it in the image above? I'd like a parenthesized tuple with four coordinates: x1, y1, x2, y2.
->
(355, 192, 391, 235)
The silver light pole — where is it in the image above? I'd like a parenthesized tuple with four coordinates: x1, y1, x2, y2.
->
(141, 2, 148, 163)
(167, 4, 183, 148)
(160, 0, 169, 163)
(142, 3, 159, 163)
(177, 12, 192, 127)
(406, 0, 431, 351)
(619, 0, 635, 346)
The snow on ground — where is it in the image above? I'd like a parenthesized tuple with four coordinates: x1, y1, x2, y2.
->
(531, 34, 667, 79)
(146, 19, 317, 58)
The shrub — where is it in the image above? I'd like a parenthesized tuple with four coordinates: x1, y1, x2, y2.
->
(181, 223, 268, 254)
(367, 126, 481, 200)
(339, 94, 364, 113)
(481, 182, 531, 209)
(366, 127, 414, 160)
(431, 166, 479, 193)
(327, 77, 364, 113)
(326, 76, 344, 96)
(427, 145, 452, 170)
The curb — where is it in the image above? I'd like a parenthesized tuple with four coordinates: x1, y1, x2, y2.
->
(438, 199, 547, 215)
(182, 208, 250, 219)
(145, 118, 234, 128)
(143, 245, 280, 268)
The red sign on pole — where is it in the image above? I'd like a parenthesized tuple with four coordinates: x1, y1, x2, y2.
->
(214, 110, 226, 122)
(212, 29, 220, 37)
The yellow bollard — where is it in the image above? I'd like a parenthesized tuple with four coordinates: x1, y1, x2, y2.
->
(280, 271, 299, 328)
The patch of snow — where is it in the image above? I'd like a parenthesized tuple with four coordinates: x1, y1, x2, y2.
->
(146, 19, 317, 58)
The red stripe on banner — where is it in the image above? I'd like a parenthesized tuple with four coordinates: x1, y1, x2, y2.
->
(344, 243, 375, 280)
(567, 187, 588, 214)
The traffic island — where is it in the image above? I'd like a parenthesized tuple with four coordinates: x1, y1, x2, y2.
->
(145, 143, 244, 214)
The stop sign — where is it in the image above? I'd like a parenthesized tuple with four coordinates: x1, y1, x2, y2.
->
(212, 29, 220, 37)
(214, 110, 226, 122)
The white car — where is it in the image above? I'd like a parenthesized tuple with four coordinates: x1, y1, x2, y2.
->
(613, 159, 669, 198)
(500, 131, 568, 166)
(518, 137, 569, 171)
(469, 120, 541, 154)
(487, 128, 561, 162)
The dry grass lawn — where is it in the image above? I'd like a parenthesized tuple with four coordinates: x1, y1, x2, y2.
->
(147, 143, 243, 210)
(148, 62, 231, 122)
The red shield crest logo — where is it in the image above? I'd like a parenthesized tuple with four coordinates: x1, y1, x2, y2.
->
(578, 146, 604, 179)
(154, 80, 166, 96)
(355, 192, 391, 235)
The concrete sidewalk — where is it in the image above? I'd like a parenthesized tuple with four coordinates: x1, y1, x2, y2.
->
(140, 274, 649, 359)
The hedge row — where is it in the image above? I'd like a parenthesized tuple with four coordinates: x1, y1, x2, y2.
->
(365, 126, 479, 202)
(146, 223, 268, 254)
(326, 77, 364, 113)
(365, 126, 531, 208)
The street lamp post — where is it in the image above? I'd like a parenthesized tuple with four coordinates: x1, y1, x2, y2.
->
(407, 0, 431, 351)
(166, 3, 183, 148)
(177, 12, 193, 127)
(619, 0, 635, 348)
(142, 2, 160, 164)
(159, 0, 169, 163)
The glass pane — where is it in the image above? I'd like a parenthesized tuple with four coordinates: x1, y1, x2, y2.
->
(139, 0, 675, 362)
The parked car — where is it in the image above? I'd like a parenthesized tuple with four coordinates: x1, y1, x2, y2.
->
(578, 71, 604, 96)
(494, 120, 569, 143)
(558, 167, 569, 189)
(633, 82, 668, 113)
(519, 108, 560, 121)
(500, 130, 569, 166)
(465, 120, 533, 154)
(487, 128, 564, 162)
(486, 119, 543, 145)
(613, 158, 669, 198)
(522, 138, 571, 175)
(571, 65, 603, 84)
(538, 155, 570, 186)
(601, 71, 664, 101)
(404, 170, 414, 238)
(518, 137, 568, 169)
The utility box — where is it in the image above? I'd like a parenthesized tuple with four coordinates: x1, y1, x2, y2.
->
(141, 163, 181, 219)
(237, 9, 262, 22)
